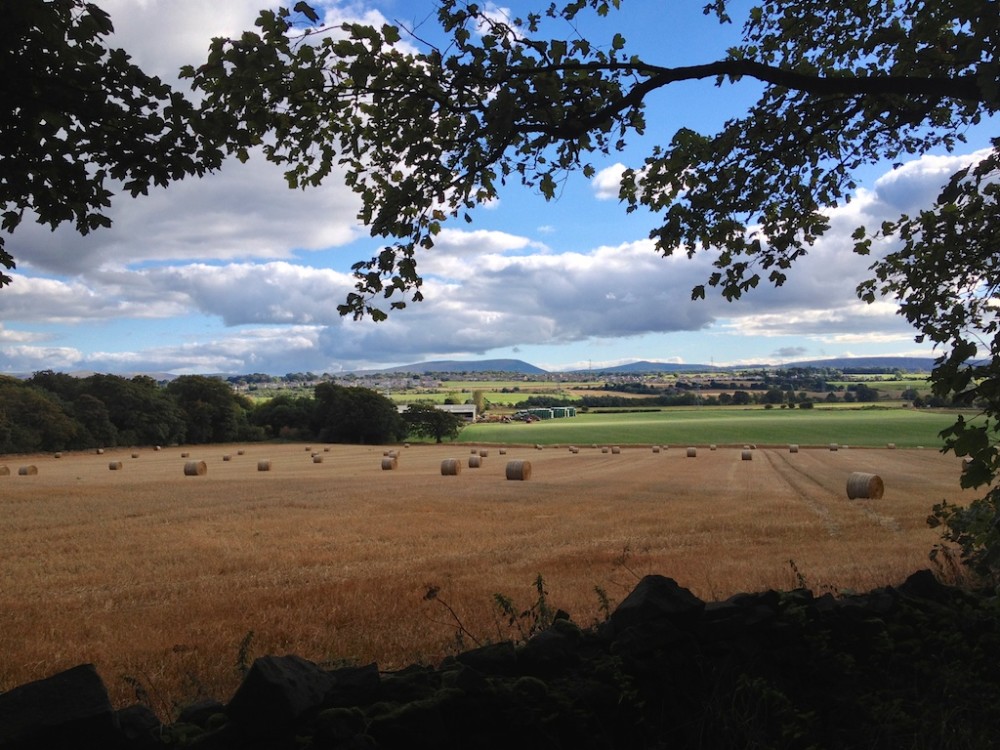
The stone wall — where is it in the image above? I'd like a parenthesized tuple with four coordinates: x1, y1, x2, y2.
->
(2, 570, 999, 749)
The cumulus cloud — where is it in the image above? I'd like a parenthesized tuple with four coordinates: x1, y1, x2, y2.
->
(592, 164, 627, 201)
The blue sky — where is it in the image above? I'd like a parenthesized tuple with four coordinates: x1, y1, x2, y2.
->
(1, 0, 995, 375)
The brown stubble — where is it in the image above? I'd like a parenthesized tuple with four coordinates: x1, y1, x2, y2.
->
(0, 443, 976, 713)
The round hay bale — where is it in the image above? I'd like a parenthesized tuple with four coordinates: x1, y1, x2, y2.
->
(180, 452, 190, 458)
(131, 452, 139, 459)
(96, 448, 105, 455)
(535, 444, 543, 450)
(381, 456, 397, 470)
(0, 465, 10, 476)
(789, 444, 799, 453)
(108, 461, 123, 471)
(601, 447, 609, 454)
(223, 454, 232, 461)
(305, 446, 312, 451)
(468, 455, 482, 468)
(18, 465, 38, 476)
(686, 447, 697, 458)
(886, 443, 896, 449)
(570, 447, 580, 454)
(499, 448, 507, 455)
(257, 460, 272, 472)
(741, 450, 753, 461)
(847, 472, 884, 500)
(611, 446, 621, 455)
(312, 455, 323, 464)
(323, 447, 330, 453)
(829, 443, 839, 451)
(479, 449, 489, 458)
(404, 443, 410, 448)
(652, 446, 660, 453)
(505, 460, 531, 481)
(54, 452, 62, 459)
(183, 460, 207, 476)
(154, 445, 161, 451)
(710, 444, 717, 451)
(238, 449, 246, 455)
(441, 458, 462, 476)
(471, 448, 480, 455)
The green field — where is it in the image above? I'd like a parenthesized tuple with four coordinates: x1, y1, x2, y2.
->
(459, 406, 969, 448)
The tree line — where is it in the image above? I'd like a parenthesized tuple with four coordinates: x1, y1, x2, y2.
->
(0, 372, 463, 454)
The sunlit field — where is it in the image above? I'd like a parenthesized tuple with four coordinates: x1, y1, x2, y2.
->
(462, 406, 966, 447)
(0, 440, 977, 716)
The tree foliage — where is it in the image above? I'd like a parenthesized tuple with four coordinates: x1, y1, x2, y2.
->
(313, 383, 405, 444)
(0, 0, 223, 284)
(191, 0, 1000, 579)
(401, 402, 466, 443)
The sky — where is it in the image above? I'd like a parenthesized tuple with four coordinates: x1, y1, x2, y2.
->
(1, 0, 996, 376)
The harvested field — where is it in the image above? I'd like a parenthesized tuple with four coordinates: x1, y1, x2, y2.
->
(0, 442, 977, 714)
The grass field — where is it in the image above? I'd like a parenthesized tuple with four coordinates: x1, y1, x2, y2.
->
(461, 406, 967, 448)
(0, 439, 977, 717)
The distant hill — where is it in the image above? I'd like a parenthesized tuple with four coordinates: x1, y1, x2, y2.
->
(376, 358, 548, 375)
(573, 360, 720, 374)
(781, 356, 936, 372)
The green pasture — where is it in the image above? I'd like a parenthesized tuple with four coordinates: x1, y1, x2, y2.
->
(457, 406, 970, 448)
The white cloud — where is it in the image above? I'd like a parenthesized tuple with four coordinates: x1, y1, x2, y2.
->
(591, 163, 627, 200)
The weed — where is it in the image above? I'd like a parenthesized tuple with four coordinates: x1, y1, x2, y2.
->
(235, 630, 255, 677)
(493, 574, 556, 643)
(422, 584, 483, 650)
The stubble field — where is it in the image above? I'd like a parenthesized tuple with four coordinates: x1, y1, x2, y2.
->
(0, 441, 977, 715)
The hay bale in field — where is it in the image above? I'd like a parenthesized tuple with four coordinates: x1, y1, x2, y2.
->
(131, 452, 139, 459)
(686, 447, 697, 458)
(611, 446, 621, 454)
(53, 452, 62, 459)
(847, 472, 884, 500)
(312, 455, 323, 464)
(404, 443, 410, 448)
(154, 445, 161, 451)
(108, 461, 123, 471)
(506, 460, 531, 481)
(323, 447, 330, 452)
(223, 455, 232, 461)
(789, 444, 799, 453)
(96, 448, 104, 455)
(886, 443, 896, 449)
(0, 466, 9, 476)
(257, 460, 272, 472)
(18, 465, 38, 476)
(305, 446, 312, 451)
(499, 448, 507, 455)
(601, 447, 609, 454)
(441, 458, 462, 476)
(710, 444, 717, 451)
(183, 461, 207, 476)
(652, 446, 660, 453)
(381, 456, 397, 470)
(569, 447, 580, 454)
(180, 452, 190, 458)
(468, 455, 482, 469)
(829, 443, 839, 451)
(741, 450, 753, 461)
(535, 444, 543, 450)
(479, 449, 489, 458)
(471, 448, 480, 455)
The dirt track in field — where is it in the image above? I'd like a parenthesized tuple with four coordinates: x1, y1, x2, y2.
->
(0, 442, 977, 712)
